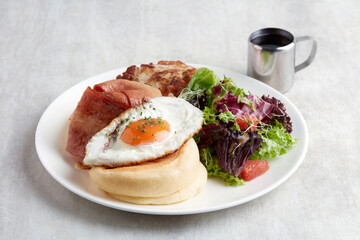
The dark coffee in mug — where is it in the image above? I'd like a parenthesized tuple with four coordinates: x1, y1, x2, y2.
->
(251, 34, 293, 49)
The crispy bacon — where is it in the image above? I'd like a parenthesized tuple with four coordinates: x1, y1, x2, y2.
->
(66, 79, 161, 158)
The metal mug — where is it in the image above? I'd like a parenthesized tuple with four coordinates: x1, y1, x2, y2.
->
(247, 28, 317, 93)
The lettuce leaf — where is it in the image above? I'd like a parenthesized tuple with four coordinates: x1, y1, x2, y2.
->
(250, 120, 297, 160)
(179, 68, 220, 108)
(211, 77, 249, 107)
(215, 94, 272, 119)
(219, 77, 248, 99)
(188, 67, 220, 91)
(214, 127, 263, 177)
(202, 106, 218, 125)
(199, 147, 244, 186)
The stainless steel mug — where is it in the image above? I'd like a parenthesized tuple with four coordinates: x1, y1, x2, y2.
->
(247, 28, 317, 93)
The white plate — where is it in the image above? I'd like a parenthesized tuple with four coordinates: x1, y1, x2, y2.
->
(35, 64, 308, 215)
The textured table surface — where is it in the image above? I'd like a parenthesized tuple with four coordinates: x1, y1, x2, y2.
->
(1, 0, 359, 239)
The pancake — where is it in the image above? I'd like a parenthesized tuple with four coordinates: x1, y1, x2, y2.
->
(88, 138, 207, 200)
(109, 162, 207, 205)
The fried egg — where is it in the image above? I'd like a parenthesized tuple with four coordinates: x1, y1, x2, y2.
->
(83, 97, 203, 167)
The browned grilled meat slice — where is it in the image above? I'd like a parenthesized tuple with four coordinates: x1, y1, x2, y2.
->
(117, 61, 197, 97)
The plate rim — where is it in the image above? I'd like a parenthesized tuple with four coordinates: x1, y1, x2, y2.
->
(35, 64, 309, 215)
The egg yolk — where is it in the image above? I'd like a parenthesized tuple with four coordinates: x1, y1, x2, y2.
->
(120, 118, 170, 146)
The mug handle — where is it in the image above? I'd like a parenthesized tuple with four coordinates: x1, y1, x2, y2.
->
(295, 36, 318, 72)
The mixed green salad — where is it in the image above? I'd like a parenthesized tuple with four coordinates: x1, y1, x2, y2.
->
(179, 68, 297, 186)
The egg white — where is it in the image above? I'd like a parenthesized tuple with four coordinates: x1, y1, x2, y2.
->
(83, 97, 203, 167)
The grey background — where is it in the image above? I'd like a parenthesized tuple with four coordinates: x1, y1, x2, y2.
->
(1, 0, 359, 239)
